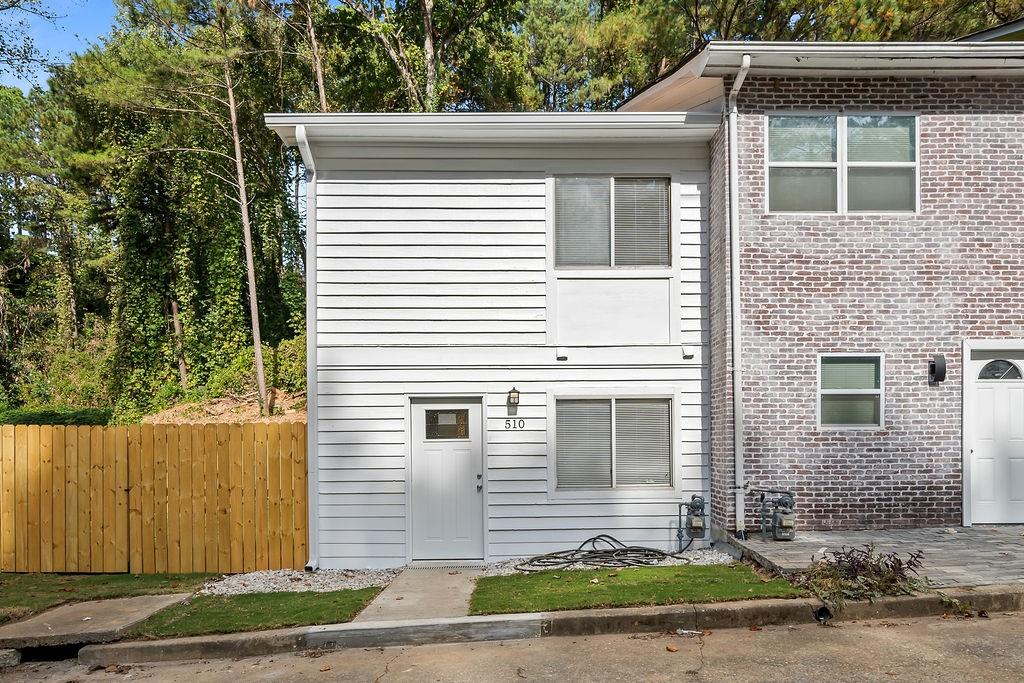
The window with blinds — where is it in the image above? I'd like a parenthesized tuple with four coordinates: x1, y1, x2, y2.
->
(819, 355, 884, 429)
(555, 398, 672, 489)
(554, 177, 670, 268)
(767, 114, 917, 214)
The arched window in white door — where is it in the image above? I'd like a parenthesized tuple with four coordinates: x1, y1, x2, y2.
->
(978, 360, 1023, 380)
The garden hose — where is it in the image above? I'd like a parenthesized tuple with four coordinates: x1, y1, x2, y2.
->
(513, 534, 695, 572)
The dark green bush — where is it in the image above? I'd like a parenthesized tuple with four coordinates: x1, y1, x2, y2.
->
(0, 406, 114, 425)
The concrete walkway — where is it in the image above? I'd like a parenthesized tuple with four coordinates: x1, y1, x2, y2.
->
(354, 568, 482, 622)
(726, 525, 1024, 587)
(0, 594, 189, 650)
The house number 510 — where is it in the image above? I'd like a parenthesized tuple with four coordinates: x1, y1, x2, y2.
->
(504, 419, 525, 430)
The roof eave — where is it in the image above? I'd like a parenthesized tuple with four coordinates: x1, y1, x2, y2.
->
(265, 112, 721, 146)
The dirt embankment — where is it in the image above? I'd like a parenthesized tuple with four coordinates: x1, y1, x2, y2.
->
(143, 390, 307, 424)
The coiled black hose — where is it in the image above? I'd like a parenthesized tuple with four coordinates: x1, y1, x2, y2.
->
(513, 534, 695, 572)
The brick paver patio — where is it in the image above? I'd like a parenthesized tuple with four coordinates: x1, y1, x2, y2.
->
(724, 525, 1024, 587)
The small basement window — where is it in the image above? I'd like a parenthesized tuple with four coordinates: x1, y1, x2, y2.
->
(554, 176, 670, 268)
(818, 355, 884, 429)
(555, 398, 672, 489)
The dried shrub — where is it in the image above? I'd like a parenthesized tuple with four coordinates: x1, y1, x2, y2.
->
(792, 544, 927, 611)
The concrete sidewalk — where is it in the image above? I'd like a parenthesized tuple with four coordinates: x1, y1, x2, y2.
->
(77, 583, 1024, 666)
(0, 594, 190, 650)
(355, 568, 482, 622)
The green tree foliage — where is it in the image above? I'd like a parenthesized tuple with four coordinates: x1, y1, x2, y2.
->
(0, 0, 1019, 422)
(0, 1, 56, 77)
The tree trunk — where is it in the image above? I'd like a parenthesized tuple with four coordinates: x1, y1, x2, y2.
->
(170, 296, 188, 390)
(305, 6, 329, 112)
(55, 226, 78, 342)
(223, 58, 269, 413)
(422, 0, 437, 112)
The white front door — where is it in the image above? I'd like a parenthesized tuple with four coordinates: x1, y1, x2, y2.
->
(410, 400, 484, 560)
(968, 351, 1024, 523)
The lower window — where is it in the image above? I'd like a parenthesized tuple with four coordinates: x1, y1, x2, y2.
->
(555, 398, 672, 489)
(818, 354, 884, 429)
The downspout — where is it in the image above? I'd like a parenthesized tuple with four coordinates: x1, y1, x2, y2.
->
(727, 55, 751, 537)
(296, 125, 320, 570)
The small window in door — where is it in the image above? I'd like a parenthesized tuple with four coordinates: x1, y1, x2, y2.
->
(426, 409, 469, 439)
(978, 360, 1023, 380)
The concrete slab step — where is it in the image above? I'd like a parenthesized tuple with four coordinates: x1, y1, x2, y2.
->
(0, 594, 190, 649)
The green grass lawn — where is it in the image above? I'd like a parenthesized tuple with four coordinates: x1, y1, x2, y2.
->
(130, 588, 381, 638)
(470, 563, 803, 615)
(0, 572, 213, 625)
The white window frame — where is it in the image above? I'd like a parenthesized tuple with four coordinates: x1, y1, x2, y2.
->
(816, 353, 886, 431)
(544, 170, 683, 347)
(765, 112, 920, 216)
(552, 175, 673, 270)
(547, 390, 681, 501)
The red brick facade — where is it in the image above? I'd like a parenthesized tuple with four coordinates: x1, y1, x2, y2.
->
(711, 76, 1024, 531)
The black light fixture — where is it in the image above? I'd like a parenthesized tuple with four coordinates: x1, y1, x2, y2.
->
(507, 387, 520, 406)
(929, 354, 947, 384)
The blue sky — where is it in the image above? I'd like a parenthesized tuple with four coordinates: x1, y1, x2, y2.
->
(3, 0, 117, 91)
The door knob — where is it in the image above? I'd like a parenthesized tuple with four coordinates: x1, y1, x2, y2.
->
(477, 484, 483, 492)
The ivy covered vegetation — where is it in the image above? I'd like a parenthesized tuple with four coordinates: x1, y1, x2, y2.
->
(1, 1, 1018, 423)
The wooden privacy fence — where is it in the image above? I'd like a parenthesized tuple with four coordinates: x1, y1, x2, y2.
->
(0, 422, 307, 574)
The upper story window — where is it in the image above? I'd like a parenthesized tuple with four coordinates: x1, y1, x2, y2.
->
(554, 176, 670, 268)
(767, 114, 918, 214)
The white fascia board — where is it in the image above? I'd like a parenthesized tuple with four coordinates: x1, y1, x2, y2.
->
(265, 112, 720, 146)
(701, 41, 1024, 76)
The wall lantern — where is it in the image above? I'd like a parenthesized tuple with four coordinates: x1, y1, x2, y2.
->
(929, 354, 947, 384)
(507, 387, 520, 406)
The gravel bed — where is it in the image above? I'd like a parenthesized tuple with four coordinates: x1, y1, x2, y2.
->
(199, 568, 399, 596)
(480, 547, 735, 576)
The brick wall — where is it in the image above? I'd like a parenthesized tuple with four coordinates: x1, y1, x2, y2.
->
(726, 76, 1024, 530)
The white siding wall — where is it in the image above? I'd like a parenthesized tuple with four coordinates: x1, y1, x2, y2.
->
(312, 141, 710, 568)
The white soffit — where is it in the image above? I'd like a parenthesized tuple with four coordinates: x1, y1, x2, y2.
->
(621, 41, 1024, 112)
(265, 112, 720, 146)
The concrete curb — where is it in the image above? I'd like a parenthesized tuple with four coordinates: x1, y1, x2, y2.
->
(78, 583, 1024, 667)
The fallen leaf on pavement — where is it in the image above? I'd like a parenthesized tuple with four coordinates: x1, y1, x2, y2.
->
(749, 625, 762, 631)
(666, 645, 679, 653)
(516, 666, 527, 678)
(320, 665, 331, 672)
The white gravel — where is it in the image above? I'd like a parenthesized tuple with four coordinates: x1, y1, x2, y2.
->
(198, 548, 735, 592)
(199, 568, 399, 596)
(480, 547, 735, 576)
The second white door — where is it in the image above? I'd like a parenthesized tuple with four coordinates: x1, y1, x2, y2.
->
(969, 353, 1024, 523)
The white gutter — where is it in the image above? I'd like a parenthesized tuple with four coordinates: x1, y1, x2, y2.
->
(265, 112, 720, 146)
(727, 54, 750, 536)
(295, 125, 319, 570)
